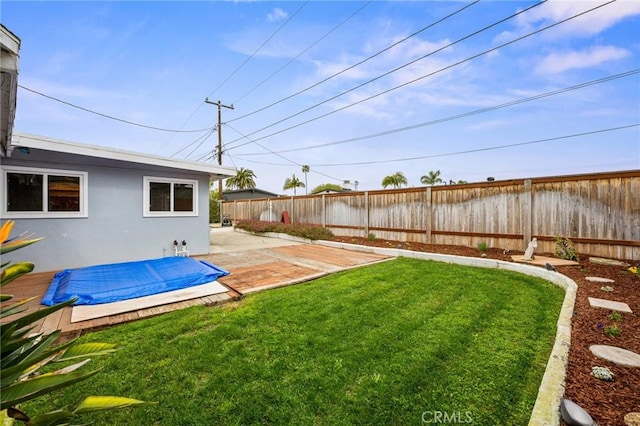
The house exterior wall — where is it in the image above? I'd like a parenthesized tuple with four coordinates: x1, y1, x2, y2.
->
(2, 148, 213, 272)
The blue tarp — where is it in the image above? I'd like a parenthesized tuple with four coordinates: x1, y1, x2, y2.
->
(42, 257, 230, 306)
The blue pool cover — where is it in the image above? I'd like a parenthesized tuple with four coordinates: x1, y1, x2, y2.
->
(42, 257, 229, 306)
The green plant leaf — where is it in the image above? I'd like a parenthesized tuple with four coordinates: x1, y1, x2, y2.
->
(24, 408, 75, 425)
(0, 296, 37, 319)
(1, 262, 35, 286)
(0, 294, 13, 302)
(0, 236, 46, 255)
(56, 342, 119, 362)
(73, 396, 153, 414)
(1, 368, 101, 410)
(1, 298, 76, 332)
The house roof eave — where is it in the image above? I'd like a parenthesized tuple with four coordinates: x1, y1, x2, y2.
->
(11, 132, 236, 180)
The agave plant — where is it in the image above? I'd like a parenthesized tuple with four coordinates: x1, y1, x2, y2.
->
(1, 220, 153, 424)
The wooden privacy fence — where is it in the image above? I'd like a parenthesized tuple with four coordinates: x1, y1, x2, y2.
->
(221, 170, 640, 260)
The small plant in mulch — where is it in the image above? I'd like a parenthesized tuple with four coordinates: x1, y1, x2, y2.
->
(600, 286, 614, 293)
(477, 242, 488, 253)
(604, 324, 620, 337)
(591, 366, 615, 381)
(368, 233, 377, 241)
(627, 265, 639, 279)
(554, 235, 579, 261)
(608, 311, 623, 322)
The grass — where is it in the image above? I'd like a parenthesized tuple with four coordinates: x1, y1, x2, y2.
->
(27, 257, 564, 425)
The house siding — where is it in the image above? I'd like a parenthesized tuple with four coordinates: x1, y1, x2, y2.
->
(2, 148, 213, 272)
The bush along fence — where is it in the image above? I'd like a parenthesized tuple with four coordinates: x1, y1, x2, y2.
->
(221, 170, 640, 260)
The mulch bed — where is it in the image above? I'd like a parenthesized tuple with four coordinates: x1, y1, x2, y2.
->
(332, 236, 640, 426)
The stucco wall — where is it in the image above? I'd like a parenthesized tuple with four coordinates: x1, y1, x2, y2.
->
(2, 149, 213, 272)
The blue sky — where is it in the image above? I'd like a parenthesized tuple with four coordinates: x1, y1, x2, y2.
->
(3, 1, 639, 194)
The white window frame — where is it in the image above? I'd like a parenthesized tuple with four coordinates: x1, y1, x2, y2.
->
(1, 165, 89, 218)
(143, 176, 198, 217)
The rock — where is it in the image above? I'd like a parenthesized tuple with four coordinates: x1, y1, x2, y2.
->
(586, 276, 615, 283)
(590, 345, 640, 367)
(588, 297, 633, 314)
(625, 412, 640, 426)
(560, 398, 595, 426)
(589, 257, 630, 267)
(545, 262, 556, 271)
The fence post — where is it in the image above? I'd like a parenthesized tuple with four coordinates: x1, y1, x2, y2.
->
(522, 179, 532, 247)
(322, 194, 326, 228)
(364, 191, 369, 236)
(425, 187, 432, 244)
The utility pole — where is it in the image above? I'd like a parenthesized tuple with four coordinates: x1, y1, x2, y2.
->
(205, 98, 234, 195)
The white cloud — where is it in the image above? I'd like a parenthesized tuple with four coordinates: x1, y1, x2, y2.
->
(267, 7, 288, 22)
(535, 45, 630, 74)
(496, 0, 640, 41)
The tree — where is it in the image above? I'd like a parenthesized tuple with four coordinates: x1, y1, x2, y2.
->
(381, 172, 408, 189)
(283, 174, 305, 196)
(209, 190, 220, 223)
(301, 165, 310, 195)
(225, 167, 256, 190)
(420, 170, 443, 186)
(310, 183, 343, 194)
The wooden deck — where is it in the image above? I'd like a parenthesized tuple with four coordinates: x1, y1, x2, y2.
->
(2, 244, 391, 340)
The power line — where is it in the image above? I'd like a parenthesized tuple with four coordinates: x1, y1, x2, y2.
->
(232, 1, 373, 105)
(233, 69, 640, 156)
(225, 0, 616, 152)
(225, 123, 345, 183)
(18, 84, 212, 133)
(227, 0, 480, 124)
(205, 1, 310, 100)
(224, 0, 545, 149)
(233, 124, 640, 167)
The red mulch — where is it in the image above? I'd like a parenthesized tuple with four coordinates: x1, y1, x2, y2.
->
(332, 236, 640, 426)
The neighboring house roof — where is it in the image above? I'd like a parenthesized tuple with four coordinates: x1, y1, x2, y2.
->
(9, 133, 236, 180)
(222, 188, 280, 201)
(1, 24, 20, 157)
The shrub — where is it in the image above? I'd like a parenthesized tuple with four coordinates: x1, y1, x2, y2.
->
(604, 324, 620, 337)
(477, 242, 488, 253)
(554, 236, 579, 261)
(235, 220, 334, 241)
(368, 233, 377, 241)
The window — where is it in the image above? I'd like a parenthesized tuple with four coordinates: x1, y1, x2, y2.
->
(143, 176, 198, 217)
(2, 166, 88, 218)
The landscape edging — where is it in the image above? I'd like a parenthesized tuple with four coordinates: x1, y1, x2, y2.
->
(314, 240, 576, 426)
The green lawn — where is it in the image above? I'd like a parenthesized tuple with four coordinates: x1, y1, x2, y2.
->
(28, 257, 564, 425)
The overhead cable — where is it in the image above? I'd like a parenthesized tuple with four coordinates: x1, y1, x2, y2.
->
(233, 1, 374, 105)
(205, 1, 310, 100)
(18, 84, 212, 133)
(228, 0, 480, 123)
(226, 0, 615, 151)
(234, 124, 639, 167)
(234, 69, 640, 156)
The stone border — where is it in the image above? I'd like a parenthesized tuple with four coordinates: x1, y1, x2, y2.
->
(314, 240, 577, 426)
(230, 230, 576, 425)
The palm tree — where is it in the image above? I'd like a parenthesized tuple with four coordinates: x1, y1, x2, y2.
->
(283, 174, 305, 196)
(301, 165, 310, 195)
(225, 167, 257, 190)
(420, 170, 443, 186)
(381, 172, 408, 189)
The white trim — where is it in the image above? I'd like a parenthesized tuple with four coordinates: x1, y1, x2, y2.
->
(143, 176, 198, 217)
(1, 165, 88, 218)
(11, 133, 236, 180)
